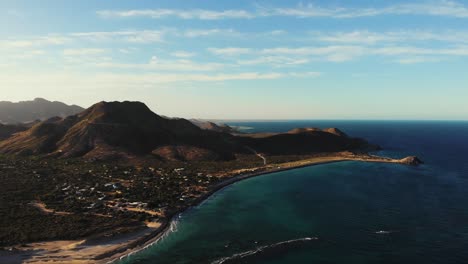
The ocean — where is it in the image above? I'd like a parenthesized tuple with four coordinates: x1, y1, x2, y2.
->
(117, 121, 468, 264)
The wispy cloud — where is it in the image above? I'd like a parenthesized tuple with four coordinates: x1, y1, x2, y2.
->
(7, 50, 46, 60)
(372, 46, 468, 56)
(207, 47, 253, 56)
(0, 36, 69, 49)
(208, 45, 367, 63)
(97, 1, 468, 20)
(97, 9, 254, 20)
(262, 1, 468, 18)
(394, 56, 443, 64)
(0, 71, 321, 93)
(171, 51, 196, 58)
(70, 30, 166, 43)
(2, 28, 239, 48)
(91, 58, 224, 72)
(313, 30, 468, 44)
(248, 46, 367, 62)
(63, 48, 106, 56)
(268, 30, 287, 36)
(208, 44, 468, 64)
(183, 28, 239, 38)
(237, 56, 309, 67)
(118, 48, 138, 54)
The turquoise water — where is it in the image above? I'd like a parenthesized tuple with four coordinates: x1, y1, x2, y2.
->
(118, 121, 468, 264)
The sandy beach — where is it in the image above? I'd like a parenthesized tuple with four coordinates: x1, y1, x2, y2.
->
(0, 153, 419, 264)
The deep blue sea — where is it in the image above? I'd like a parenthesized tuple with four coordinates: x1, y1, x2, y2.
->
(118, 121, 468, 264)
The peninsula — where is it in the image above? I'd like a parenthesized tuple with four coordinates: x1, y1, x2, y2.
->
(0, 101, 422, 263)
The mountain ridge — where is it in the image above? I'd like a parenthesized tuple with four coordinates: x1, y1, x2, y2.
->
(0, 101, 239, 160)
(0, 101, 378, 161)
(0, 98, 84, 124)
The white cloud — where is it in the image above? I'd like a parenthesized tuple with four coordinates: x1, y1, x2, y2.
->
(207, 47, 253, 56)
(209, 44, 468, 64)
(70, 30, 166, 43)
(314, 30, 468, 44)
(208, 45, 368, 63)
(269, 30, 286, 36)
(97, 1, 468, 20)
(171, 51, 196, 58)
(372, 46, 468, 56)
(314, 31, 402, 45)
(265, 1, 468, 18)
(0, 36, 69, 49)
(394, 57, 442, 64)
(118, 48, 137, 54)
(63, 48, 107, 56)
(260, 46, 367, 61)
(6, 50, 46, 60)
(238, 56, 309, 67)
(91, 59, 225, 72)
(287, 72, 322, 77)
(0, 71, 321, 93)
(184, 28, 239, 38)
(97, 9, 254, 20)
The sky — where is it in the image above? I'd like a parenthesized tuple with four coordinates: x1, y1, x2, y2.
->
(1, 0, 468, 120)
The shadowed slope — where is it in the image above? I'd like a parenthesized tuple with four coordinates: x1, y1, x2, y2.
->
(190, 119, 238, 134)
(0, 98, 83, 124)
(239, 127, 378, 155)
(0, 101, 238, 160)
(0, 124, 29, 141)
(0, 101, 379, 161)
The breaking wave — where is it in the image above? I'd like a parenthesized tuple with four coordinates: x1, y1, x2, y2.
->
(109, 216, 181, 263)
(211, 237, 318, 264)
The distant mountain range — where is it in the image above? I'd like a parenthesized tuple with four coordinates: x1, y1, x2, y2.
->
(190, 119, 238, 134)
(0, 101, 377, 161)
(0, 124, 29, 141)
(0, 98, 84, 124)
(0, 101, 240, 160)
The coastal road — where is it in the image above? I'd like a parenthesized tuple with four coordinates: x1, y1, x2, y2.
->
(245, 146, 267, 165)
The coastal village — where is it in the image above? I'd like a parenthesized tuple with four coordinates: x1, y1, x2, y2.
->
(0, 152, 268, 248)
(0, 100, 421, 263)
(0, 150, 421, 250)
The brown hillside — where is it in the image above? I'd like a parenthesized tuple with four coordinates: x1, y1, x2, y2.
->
(0, 124, 29, 141)
(0, 101, 237, 160)
(0, 101, 378, 160)
(239, 128, 376, 155)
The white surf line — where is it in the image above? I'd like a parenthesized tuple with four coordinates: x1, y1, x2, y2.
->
(245, 146, 267, 165)
(106, 218, 181, 264)
(211, 237, 318, 264)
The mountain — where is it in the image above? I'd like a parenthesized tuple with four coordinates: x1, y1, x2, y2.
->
(0, 98, 84, 124)
(237, 127, 378, 155)
(0, 101, 377, 161)
(190, 119, 238, 134)
(288, 127, 347, 137)
(0, 101, 238, 161)
(0, 124, 29, 141)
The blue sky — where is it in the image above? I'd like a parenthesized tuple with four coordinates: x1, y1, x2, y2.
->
(1, 0, 468, 120)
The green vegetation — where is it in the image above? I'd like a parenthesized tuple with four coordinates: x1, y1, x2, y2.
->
(0, 153, 300, 247)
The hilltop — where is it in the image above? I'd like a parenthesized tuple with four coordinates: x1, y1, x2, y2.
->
(0, 101, 422, 263)
(190, 119, 238, 134)
(0, 123, 28, 141)
(0, 101, 238, 161)
(0, 101, 378, 161)
(0, 98, 84, 124)
(238, 127, 378, 155)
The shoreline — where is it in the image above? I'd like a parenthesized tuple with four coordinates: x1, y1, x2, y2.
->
(2, 153, 421, 264)
(102, 158, 352, 263)
(100, 153, 420, 264)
